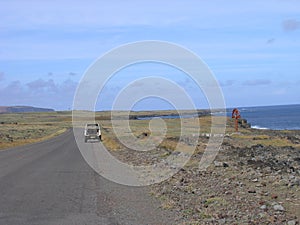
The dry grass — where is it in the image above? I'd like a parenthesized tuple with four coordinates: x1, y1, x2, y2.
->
(97, 114, 299, 171)
(0, 111, 71, 150)
(230, 133, 295, 147)
(2, 109, 295, 151)
(99, 116, 207, 152)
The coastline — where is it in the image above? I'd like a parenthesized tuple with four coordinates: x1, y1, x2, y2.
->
(227, 104, 300, 131)
(1, 110, 299, 223)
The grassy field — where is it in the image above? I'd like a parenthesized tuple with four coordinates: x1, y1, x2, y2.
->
(0, 111, 72, 149)
(1, 110, 299, 223)
(0, 110, 208, 150)
(1, 109, 297, 150)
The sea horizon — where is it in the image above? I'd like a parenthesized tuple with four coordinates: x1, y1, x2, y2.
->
(226, 104, 300, 130)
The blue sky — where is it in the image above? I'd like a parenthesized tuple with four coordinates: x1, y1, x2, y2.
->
(0, 0, 299, 110)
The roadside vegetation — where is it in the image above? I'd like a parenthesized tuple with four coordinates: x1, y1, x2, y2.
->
(0, 111, 71, 149)
(100, 115, 300, 224)
(1, 111, 299, 224)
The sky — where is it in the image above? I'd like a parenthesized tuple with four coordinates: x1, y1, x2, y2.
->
(0, 0, 299, 110)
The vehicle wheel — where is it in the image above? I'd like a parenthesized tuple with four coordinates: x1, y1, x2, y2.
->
(99, 135, 102, 141)
(85, 137, 88, 143)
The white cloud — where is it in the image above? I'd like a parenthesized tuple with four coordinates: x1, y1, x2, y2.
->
(272, 88, 286, 95)
(27, 79, 57, 92)
(0, 72, 4, 81)
(0, 79, 78, 110)
(0, 0, 299, 61)
(266, 38, 275, 44)
(1, 0, 299, 31)
(0, 0, 299, 109)
(220, 80, 235, 87)
(282, 19, 300, 32)
(242, 79, 272, 86)
(68, 72, 77, 76)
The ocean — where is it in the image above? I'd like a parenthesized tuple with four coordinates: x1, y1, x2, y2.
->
(227, 104, 300, 130)
(137, 104, 300, 131)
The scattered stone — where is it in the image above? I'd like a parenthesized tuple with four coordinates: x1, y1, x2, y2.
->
(289, 175, 295, 180)
(258, 212, 266, 218)
(223, 162, 229, 167)
(260, 205, 267, 210)
(214, 161, 223, 167)
(147, 127, 300, 224)
(287, 220, 296, 225)
(271, 194, 278, 199)
(273, 204, 285, 211)
(218, 218, 226, 224)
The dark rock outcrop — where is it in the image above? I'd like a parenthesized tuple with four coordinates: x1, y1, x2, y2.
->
(239, 118, 251, 128)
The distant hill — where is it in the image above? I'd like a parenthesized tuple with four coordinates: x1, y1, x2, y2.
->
(0, 106, 55, 113)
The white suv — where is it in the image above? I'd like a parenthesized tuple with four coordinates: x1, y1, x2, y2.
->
(84, 123, 101, 142)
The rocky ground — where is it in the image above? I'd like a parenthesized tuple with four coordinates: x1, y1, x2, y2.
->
(150, 131, 300, 225)
(101, 117, 300, 225)
(2, 111, 298, 224)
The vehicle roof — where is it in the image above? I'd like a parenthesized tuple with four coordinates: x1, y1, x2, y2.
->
(86, 123, 99, 126)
